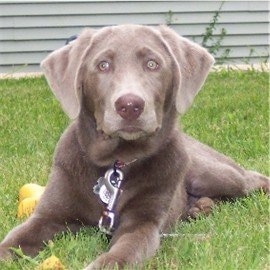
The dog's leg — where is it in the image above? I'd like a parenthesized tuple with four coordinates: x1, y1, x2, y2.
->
(183, 135, 269, 219)
(85, 178, 183, 269)
(85, 221, 160, 270)
(185, 134, 269, 199)
(0, 215, 78, 259)
(186, 160, 269, 200)
(0, 167, 90, 260)
(185, 166, 269, 219)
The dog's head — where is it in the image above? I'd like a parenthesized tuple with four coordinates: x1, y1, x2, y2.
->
(41, 25, 214, 141)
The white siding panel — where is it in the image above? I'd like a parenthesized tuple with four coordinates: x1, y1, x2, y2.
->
(0, 40, 62, 53)
(1, 11, 268, 28)
(1, 23, 268, 41)
(1, 35, 268, 53)
(0, 64, 41, 74)
(195, 34, 268, 47)
(1, 2, 218, 16)
(1, 27, 85, 41)
(0, 13, 179, 28)
(173, 23, 268, 36)
(0, 1, 267, 16)
(1, 52, 49, 65)
(0, 0, 269, 73)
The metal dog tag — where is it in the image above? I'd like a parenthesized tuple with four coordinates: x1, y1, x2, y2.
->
(93, 168, 124, 206)
(98, 185, 111, 204)
(93, 176, 111, 204)
(93, 177, 105, 195)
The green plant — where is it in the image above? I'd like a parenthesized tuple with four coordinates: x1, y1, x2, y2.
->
(242, 47, 270, 65)
(165, 10, 177, 25)
(200, 2, 231, 64)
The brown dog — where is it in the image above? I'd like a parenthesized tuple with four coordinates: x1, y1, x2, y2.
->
(0, 25, 268, 269)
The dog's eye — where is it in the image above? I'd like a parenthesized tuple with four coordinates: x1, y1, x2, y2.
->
(146, 60, 159, 71)
(98, 61, 110, 72)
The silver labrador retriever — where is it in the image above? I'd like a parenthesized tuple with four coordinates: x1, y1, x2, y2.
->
(0, 25, 269, 269)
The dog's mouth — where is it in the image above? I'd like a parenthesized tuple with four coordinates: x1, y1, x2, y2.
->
(99, 125, 159, 141)
(116, 120, 162, 140)
(117, 129, 147, 141)
(119, 126, 143, 133)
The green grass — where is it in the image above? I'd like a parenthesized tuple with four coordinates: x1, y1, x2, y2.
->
(0, 71, 269, 269)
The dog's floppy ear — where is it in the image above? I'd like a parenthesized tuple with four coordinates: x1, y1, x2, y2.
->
(158, 26, 215, 114)
(41, 29, 96, 119)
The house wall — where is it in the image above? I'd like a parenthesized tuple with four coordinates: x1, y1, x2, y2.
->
(0, 0, 269, 73)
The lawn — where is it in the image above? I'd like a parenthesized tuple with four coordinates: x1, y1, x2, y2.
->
(0, 70, 269, 269)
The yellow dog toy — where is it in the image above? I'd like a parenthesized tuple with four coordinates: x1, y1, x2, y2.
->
(17, 183, 45, 218)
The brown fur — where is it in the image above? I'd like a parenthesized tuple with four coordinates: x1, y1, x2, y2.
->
(0, 25, 268, 269)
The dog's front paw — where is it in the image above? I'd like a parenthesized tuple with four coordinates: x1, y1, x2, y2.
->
(84, 252, 126, 270)
(0, 247, 13, 261)
(247, 171, 270, 194)
(262, 177, 270, 194)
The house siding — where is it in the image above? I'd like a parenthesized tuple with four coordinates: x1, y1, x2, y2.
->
(0, 0, 269, 73)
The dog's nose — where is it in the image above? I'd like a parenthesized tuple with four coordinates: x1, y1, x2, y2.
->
(115, 94, 145, 121)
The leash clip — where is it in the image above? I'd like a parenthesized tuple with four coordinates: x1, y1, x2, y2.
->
(98, 210, 115, 235)
(94, 160, 137, 235)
